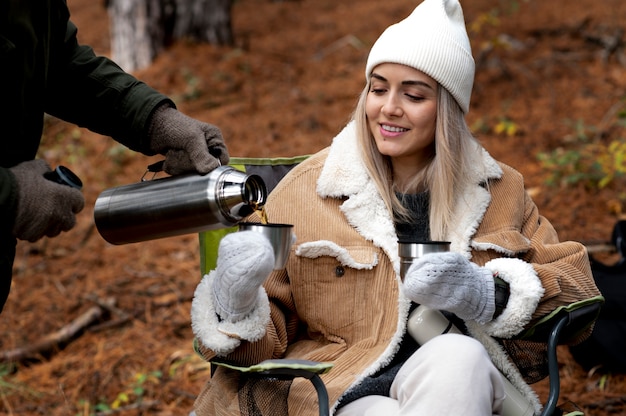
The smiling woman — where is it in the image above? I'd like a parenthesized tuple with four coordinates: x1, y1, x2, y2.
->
(188, 0, 600, 415)
(365, 64, 438, 189)
(1, 0, 621, 414)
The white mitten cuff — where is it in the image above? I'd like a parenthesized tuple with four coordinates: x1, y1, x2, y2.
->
(473, 257, 545, 338)
(191, 271, 271, 356)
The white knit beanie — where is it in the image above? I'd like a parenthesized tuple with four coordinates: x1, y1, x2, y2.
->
(365, 0, 475, 113)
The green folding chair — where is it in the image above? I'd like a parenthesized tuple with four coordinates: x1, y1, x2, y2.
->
(196, 156, 604, 416)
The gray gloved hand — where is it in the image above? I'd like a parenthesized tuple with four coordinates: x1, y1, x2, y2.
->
(212, 231, 275, 322)
(9, 160, 85, 242)
(148, 105, 230, 175)
(403, 251, 496, 324)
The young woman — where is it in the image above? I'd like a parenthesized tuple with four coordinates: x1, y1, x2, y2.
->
(190, 0, 600, 414)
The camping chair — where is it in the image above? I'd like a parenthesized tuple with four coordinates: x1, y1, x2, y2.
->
(196, 156, 604, 416)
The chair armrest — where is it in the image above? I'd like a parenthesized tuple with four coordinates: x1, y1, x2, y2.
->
(212, 359, 333, 416)
(518, 296, 604, 344)
(516, 296, 604, 416)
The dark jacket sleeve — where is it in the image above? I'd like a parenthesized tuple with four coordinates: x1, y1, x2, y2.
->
(0, 167, 18, 313)
(0, 168, 17, 235)
(44, 20, 174, 155)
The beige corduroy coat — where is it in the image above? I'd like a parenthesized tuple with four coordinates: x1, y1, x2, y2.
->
(190, 121, 600, 416)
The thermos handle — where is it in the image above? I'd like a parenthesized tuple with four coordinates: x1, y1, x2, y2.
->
(141, 160, 165, 181)
(141, 158, 223, 180)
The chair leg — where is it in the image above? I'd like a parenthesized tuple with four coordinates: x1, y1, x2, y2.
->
(310, 374, 330, 416)
(540, 315, 569, 416)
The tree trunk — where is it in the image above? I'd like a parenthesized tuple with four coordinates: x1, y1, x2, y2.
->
(108, 0, 231, 72)
(174, 0, 233, 45)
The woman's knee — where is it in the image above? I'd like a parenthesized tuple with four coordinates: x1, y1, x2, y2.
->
(403, 334, 493, 382)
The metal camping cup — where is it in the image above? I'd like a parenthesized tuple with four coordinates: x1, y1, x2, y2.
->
(398, 241, 451, 281)
(238, 222, 294, 270)
(94, 166, 267, 245)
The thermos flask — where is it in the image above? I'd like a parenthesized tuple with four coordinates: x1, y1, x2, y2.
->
(94, 165, 267, 245)
(407, 306, 536, 416)
(399, 241, 536, 416)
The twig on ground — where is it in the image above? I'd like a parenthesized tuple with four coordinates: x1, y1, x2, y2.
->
(0, 299, 114, 363)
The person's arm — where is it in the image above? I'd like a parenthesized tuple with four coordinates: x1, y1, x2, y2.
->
(0, 168, 18, 236)
(44, 20, 171, 155)
(471, 166, 601, 340)
(46, 20, 229, 174)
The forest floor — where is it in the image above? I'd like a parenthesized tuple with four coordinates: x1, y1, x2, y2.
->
(1, 0, 626, 414)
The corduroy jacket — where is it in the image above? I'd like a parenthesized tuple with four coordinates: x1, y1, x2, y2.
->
(191, 121, 600, 415)
(0, 0, 172, 311)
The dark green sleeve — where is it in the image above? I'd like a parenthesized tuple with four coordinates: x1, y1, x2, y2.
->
(0, 168, 17, 314)
(44, 20, 175, 155)
(0, 168, 18, 235)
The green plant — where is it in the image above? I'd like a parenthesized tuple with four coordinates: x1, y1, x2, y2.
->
(110, 370, 162, 409)
(598, 373, 611, 390)
(0, 364, 41, 400)
(181, 68, 202, 101)
(76, 399, 111, 415)
(596, 140, 626, 188)
(75, 370, 162, 415)
(493, 117, 520, 137)
(106, 143, 134, 167)
(537, 127, 626, 189)
(563, 118, 597, 142)
(468, 8, 500, 35)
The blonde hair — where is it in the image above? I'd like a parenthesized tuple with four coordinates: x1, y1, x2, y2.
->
(353, 80, 480, 240)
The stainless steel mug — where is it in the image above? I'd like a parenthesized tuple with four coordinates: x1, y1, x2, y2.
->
(398, 241, 451, 281)
(94, 166, 267, 244)
(238, 222, 294, 270)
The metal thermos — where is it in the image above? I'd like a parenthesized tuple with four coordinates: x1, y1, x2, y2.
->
(407, 306, 536, 416)
(399, 242, 536, 416)
(94, 166, 267, 245)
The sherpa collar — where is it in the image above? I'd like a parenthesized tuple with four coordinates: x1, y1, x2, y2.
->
(316, 120, 503, 263)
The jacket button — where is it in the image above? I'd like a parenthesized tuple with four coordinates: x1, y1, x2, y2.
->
(335, 266, 345, 277)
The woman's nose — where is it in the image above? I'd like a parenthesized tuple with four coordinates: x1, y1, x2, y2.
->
(381, 96, 402, 117)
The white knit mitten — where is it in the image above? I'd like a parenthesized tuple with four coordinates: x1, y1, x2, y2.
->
(403, 252, 496, 324)
(212, 231, 274, 322)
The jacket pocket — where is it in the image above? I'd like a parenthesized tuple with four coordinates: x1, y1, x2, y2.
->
(290, 241, 380, 335)
(471, 230, 531, 257)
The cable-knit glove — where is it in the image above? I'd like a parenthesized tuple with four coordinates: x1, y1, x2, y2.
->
(10, 160, 85, 242)
(403, 252, 496, 324)
(212, 231, 275, 322)
(148, 105, 230, 175)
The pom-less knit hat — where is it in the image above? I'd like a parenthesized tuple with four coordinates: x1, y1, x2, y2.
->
(365, 0, 475, 113)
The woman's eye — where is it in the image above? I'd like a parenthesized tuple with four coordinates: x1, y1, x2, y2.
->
(406, 93, 424, 102)
(370, 87, 386, 94)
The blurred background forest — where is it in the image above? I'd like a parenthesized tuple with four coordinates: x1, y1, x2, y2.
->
(1, 0, 625, 414)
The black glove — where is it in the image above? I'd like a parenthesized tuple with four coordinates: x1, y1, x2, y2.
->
(148, 106, 230, 175)
(10, 160, 85, 242)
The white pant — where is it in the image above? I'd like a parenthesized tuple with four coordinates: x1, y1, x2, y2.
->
(336, 334, 505, 416)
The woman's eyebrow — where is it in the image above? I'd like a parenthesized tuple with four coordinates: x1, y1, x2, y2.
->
(370, 73, 388, 82)
(371, 73, 434, 90)
(402, 80, 434, 90)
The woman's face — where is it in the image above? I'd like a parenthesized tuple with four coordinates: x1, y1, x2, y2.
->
(366, 63, 438, 174)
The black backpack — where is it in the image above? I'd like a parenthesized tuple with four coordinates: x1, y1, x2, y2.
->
(570, 220, 626, 373)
